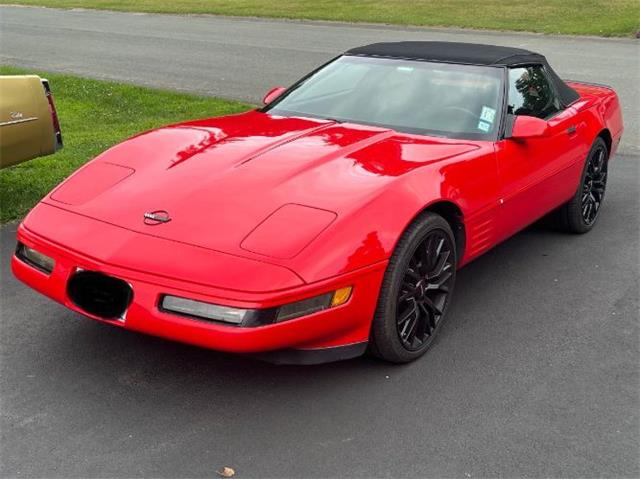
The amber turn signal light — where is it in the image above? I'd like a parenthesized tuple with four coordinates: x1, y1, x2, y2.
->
(331, 286, 353, 307)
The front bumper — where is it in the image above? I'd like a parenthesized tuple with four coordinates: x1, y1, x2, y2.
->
(12, 205, 386, 363)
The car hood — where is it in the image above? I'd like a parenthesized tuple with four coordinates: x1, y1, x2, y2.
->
(45, 111, 479, 260)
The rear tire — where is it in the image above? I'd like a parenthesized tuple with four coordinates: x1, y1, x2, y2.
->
(369, 212, 457, 363)
(552, 137, 608, 233)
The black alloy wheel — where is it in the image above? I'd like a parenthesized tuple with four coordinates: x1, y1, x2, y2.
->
(581, 143, 608, 226)
(551, 136, 609, 234)
(396, 230, 454, 350)
(370, 212, 457, 363)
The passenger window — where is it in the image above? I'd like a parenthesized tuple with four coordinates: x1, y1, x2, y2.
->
(507, 66, 561, 119)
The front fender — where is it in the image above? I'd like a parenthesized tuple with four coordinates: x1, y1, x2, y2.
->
(289, 145, 497, 283)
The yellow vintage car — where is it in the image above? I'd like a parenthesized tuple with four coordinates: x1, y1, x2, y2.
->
(0, 75, 63, 168)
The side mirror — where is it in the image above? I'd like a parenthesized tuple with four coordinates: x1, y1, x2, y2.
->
(262, 86, 287, 105)
(510, 115, 549, 140)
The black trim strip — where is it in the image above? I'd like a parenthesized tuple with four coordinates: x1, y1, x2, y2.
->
(251, 342, 368, 365)
(15, 242, 53, 275)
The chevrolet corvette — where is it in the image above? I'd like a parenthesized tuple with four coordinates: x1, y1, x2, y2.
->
(12, 42, 623, 364)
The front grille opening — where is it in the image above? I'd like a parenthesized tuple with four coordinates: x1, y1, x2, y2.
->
(67, 271, 133, 320)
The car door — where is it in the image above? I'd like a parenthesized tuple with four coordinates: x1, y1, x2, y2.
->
(494, 65, 585, 242)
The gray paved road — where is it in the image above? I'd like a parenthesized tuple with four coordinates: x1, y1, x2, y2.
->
(1, 6, 639, 478)
(1, 155, 638, 477)
(0, 5, 639, 153)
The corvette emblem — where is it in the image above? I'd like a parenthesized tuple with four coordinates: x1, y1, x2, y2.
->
(143, 210, 171, 225)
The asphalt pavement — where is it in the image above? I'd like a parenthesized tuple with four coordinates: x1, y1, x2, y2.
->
(0, 6, 639, 478)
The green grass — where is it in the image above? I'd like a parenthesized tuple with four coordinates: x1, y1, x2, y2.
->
(3, 0, 639, 36)
(0, 67, 250, 223)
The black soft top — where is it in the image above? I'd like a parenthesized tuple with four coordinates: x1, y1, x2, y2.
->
(345, 41, 579, 105)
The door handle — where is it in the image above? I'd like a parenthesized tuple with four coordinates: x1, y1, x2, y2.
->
(567, 125, 577, 135)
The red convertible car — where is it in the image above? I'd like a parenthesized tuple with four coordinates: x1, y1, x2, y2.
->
(13, 42, 623, 364)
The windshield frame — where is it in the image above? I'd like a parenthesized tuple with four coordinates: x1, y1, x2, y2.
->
(262, 55, 508, 142)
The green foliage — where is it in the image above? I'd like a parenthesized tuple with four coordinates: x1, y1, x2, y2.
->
(0, 66, 250, 222)
(3, 0, 639, 36)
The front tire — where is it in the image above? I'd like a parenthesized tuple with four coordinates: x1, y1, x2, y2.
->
(369, 212, 457, 363)
(553, 137, 608, 233)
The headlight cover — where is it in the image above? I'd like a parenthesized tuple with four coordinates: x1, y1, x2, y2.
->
(16, 242, 55, 274)
(161, 295, 250, 325)
(160, 286, 352, 327)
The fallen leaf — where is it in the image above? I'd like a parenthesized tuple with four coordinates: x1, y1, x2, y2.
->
(217, 466, 235, 478)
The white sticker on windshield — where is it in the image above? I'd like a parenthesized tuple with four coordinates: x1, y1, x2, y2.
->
(397, 66, 414, 73)
(480, 106, 497, 124)
(477, 121, 491, 133)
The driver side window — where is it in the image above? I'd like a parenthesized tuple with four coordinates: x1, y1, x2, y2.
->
(508, 66, 561, 119)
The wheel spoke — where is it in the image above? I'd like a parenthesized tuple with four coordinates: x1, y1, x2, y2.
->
(428, 270, 452, 290)
(595, 149, 605, 171)
(422, 235, 436, 271)
(395, 228, 455, 350)
(398, 289, 415, 303)
(429, 249, 451, 278)
(581, 146, 607, 225)
(407, 316, 421, 346)
(398, 302, 418, 326)
(583, 199, 593, 221)
(423, 296, 443, 317)
(402, 313, 419, 343)
(418, 303, 434, 334)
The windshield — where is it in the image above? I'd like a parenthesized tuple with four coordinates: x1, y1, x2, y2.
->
(265, 56, 504, 140)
